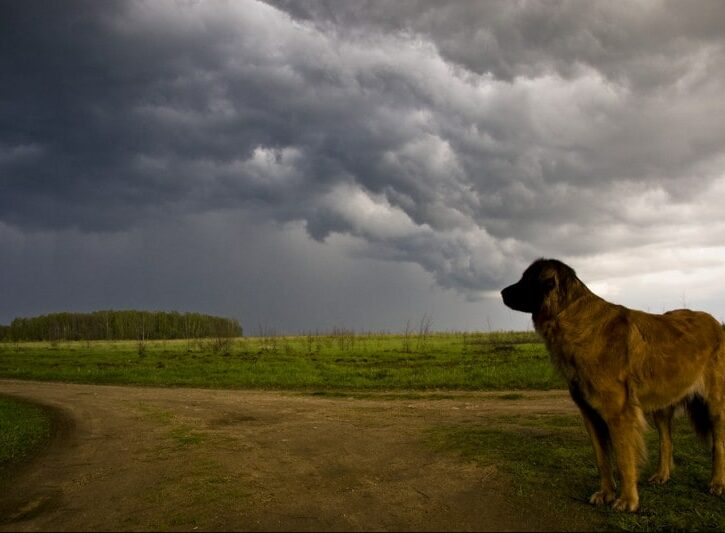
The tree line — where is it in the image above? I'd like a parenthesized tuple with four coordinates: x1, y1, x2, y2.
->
(0, 310, 242, 342)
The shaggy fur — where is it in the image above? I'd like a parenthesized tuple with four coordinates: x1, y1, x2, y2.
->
(501, 258, 725, 512)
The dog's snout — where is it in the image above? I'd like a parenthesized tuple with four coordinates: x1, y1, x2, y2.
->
(501, 282, 534, 313)
(501, 285, 515, 306)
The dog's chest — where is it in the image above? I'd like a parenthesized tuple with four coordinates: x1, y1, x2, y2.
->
(547, 342, 580, 382)
(536, 318, 588, 382)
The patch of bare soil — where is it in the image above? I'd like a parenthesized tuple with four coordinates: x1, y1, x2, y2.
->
(0, 380, 581, 531)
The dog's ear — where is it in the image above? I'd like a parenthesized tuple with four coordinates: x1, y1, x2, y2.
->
(528, 260, 576, 316)
(552, 261, 581, 309)
(542, 277, 556, 293)
(552, 261, 577, 289)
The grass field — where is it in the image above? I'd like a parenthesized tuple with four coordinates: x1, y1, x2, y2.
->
(0, 330, 564, 390)
(1, 331, 724, 529)
(0, 396, 52, 473)
(430, 412, 725, 531)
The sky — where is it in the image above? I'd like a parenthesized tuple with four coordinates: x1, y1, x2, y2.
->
(2, 0, 725, 333)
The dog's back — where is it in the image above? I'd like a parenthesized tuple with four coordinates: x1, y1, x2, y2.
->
(621, 307, 722, 411)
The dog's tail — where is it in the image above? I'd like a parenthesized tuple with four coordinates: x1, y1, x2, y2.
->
(684, 394, 712, 440)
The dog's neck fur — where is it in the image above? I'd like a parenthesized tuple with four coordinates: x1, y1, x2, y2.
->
(532, 277, 607, 378)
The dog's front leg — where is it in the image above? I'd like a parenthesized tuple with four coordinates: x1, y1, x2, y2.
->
(606, 404, 646, 512)
(578, 407, 616, 505)
(569, 385, 616, 504)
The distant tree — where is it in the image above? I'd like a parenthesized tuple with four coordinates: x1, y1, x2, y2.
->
(2, 310, 242, 341)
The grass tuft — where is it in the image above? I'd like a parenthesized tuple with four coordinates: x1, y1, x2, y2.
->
(0, 396, 52, 470)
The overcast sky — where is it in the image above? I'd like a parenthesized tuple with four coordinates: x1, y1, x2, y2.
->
(2, 0, 725, 332)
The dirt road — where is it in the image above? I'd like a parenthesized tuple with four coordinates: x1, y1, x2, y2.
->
(0, 380, 579, 531)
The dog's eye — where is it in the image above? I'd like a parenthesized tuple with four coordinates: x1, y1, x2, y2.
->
(542, 278, 556, 292)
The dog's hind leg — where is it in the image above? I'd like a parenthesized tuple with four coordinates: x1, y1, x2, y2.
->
(710, 406, 725, 495)
(648, 406, 675, 484)
(704, 342, 724, 496)
(684, 390, 724, 494)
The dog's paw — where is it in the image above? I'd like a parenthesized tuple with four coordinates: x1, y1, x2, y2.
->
(648, 471, 670, 485)
(709, 482, 724, 496)
(589, 489, 616, 506)
(612, 496, 639, 512)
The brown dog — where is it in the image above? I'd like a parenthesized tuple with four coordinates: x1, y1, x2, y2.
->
(501, 258, 725, 511)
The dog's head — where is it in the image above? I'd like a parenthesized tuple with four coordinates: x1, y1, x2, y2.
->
(501, 258, 579, 315)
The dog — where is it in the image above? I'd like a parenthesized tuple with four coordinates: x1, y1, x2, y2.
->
(501, 258, 725, 512)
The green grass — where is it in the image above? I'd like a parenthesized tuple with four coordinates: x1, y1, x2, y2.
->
(3, 332, 723, 530)
(0, 331, 563, 390)
(168, 425, 205, 447)
(429, 414, 725, 532)
(0, 395, 52, 471)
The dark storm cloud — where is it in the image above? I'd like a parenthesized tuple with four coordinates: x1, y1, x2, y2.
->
(0, 212, 514, 332)
(270, 1, 725, 88)
(3, 0, 725, 299)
